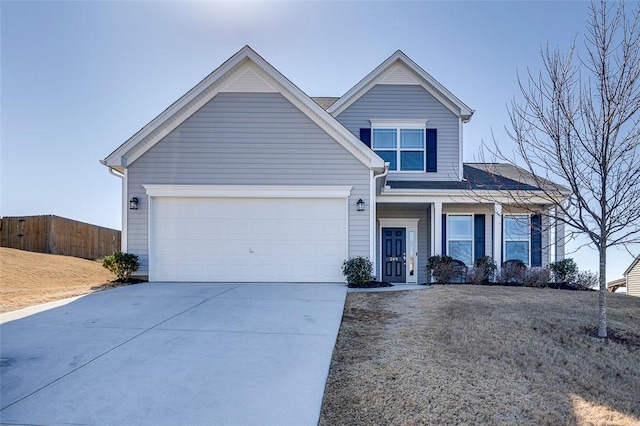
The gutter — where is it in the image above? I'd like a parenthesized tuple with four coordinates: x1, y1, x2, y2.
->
(100, 159, 124, 179)
(108, 166, 124, 179)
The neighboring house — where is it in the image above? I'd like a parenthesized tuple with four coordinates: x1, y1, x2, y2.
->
(624, 255, 640, 297)
(102, 46, 570, 283)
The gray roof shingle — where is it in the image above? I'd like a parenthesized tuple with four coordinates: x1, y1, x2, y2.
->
(386, 163, 570, 193)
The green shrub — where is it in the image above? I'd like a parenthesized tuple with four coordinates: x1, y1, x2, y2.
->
(341, 257, 373, 287)
(102, 252, 140, 281)
(468, 256, 497, 284)
(549, 258, 578, 284)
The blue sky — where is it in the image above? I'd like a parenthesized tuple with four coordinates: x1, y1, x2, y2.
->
(1, 0, 637, 280)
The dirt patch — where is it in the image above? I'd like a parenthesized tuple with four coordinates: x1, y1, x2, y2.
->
(320, 286, 640, 426)
(0, 247, 121, 313)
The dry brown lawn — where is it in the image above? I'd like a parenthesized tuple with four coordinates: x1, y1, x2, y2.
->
(320, 286, 640, 426)
(0, 247, 116, 313)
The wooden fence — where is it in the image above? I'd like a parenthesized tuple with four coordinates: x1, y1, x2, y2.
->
(0, 215, 121, 259)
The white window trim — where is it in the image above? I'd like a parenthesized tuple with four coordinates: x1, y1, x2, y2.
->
(370, 119, 429, 173)
(446, 214, 474, 265)
(378, 218, 420, 284)
(370, 119, 428, 128)
(503, 214, 531, 266)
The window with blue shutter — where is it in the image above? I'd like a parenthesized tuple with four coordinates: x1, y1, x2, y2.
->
(426, 129, 437, 172)
(368, 122, 433, 172)
(504, 215, 532, 266)
(447, 215, 474, 265)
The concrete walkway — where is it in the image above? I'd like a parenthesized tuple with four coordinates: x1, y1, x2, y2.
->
(0, 283, 347, 426)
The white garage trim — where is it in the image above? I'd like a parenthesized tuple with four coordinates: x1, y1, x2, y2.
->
(143, 184, 353, 198)
(145, 185, 352, 283)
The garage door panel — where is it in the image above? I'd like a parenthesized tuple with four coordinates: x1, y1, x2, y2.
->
(150, 196, 347, 282)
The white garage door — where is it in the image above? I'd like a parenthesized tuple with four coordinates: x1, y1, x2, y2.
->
(149, 196, 348, 282)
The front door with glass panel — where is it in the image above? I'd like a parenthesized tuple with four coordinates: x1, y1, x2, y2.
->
(382, 228, 406, 283)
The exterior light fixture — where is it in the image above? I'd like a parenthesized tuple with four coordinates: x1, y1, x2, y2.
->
(129, 197, 139, 210)
(356, 198, 365, 211)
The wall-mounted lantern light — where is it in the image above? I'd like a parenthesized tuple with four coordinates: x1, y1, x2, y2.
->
(356, 198, 365, 212)
(129, 197, 139, 210)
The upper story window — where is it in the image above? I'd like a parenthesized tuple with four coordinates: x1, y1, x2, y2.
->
(504, 215, 530, 265)
(370, 120, 435, 172)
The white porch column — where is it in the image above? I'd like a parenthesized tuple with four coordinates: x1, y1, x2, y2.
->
(433, 201, 442, 256)
(555, 206, 566, 262)
(493, 203, 502, 266)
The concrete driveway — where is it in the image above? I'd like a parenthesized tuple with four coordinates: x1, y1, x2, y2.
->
(0, 283, 347, 425)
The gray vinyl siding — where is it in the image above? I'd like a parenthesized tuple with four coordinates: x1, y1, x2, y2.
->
(376, 204, 430, 283)
(336, 84, 460, 181)
(628, 261, 640, 297)
(126, 92, 371, 277)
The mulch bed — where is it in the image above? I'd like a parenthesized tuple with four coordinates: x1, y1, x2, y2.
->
(90, 278, 147, 291)
(347, 281, 393, 289)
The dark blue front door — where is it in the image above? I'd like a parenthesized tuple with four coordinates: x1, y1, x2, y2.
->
(382, 228, 406, 283)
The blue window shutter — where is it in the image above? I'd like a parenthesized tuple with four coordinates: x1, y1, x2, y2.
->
(359, 128, 371, 148)
(531, 214, 542, 267)
(426, 129, 437, 172)
(441, 214, 447, 255)
(474, 214, 485, 261)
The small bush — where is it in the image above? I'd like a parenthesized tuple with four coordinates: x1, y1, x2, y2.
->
(468, 256, 497, 284)
(571, 270, 599, 291)
(102, 252, 140, 281)
(342, 257, 373, 287)
(496, 259, 527, 285)
(427, 255, 467, 284)
(523, 267, 552, 288)
(549, 258, 578, 284)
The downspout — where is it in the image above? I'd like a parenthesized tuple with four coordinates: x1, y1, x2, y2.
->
(374, 162, 390, 192)
(372, 162, 390, 280)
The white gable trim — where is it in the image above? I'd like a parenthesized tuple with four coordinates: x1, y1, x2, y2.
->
(327, 51, 474, 121)
(103, 46, 384, 171)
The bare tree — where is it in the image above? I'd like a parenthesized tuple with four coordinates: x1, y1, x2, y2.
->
(479, 1, 640, 338)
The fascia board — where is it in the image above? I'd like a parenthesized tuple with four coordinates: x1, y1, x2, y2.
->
(377, 189, 567, 205)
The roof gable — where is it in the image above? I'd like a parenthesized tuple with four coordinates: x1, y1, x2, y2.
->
(327, 50, 474, 121)
(624, 254, 640, 277)
(103, 46, 384, 172)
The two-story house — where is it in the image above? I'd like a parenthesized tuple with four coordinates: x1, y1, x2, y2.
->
(102, 46, 569, 283)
